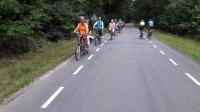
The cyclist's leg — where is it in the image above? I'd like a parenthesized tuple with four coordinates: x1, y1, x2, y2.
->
(98, 29, 103, 38)
(139, 27, 142, 34)
(81, 34, 88, 46)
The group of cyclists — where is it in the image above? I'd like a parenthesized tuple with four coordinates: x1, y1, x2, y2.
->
(139, 19, 154, 39)
(73, 16, 125, 61)
(73, 16, 124, 46)
(73, 15, 153, 61)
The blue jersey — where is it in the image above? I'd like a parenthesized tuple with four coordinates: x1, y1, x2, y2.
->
(117, 21, 122, 26)
(96, 21, 103, 29)
(148, 20, 154, 28)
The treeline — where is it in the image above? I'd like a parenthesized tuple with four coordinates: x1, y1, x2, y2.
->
(0, 0, 130, 57)
(132, 0, 200, 38)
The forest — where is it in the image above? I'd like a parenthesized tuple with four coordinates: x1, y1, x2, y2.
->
(0, 0, 200, 57)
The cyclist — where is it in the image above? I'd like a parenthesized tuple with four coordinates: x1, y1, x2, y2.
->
(139, 19, 145, 38)
(147, 19, 154, 38)
(117, 19, 123, 32)
(109, 19, 116, 37)
(93, 17, 104, 39)
(114, 19, 118, 32)
(73, 16, 89, 46)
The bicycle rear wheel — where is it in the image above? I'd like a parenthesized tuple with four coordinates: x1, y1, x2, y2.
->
(95, 33, 99, 46)
(111, 33, 113, 40)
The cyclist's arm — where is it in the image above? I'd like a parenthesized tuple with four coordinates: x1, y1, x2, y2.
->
(108, 23, 111, 29)
(93, 21, 97, 29)
(73, 24, 80, 33)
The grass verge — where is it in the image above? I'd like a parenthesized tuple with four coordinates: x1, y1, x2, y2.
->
(153, 30, 200, 63)
(0, 38, 76, 103)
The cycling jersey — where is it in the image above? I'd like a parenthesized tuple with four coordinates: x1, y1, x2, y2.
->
(140, 22, 145, 26)
(148, 20, 154, 28)
(94, 20, 104, 30)
(109, 22, 116, 29)
(79, 23, 87, 33)
(73, 23, 88, 40)
(117, 21, 122, 26)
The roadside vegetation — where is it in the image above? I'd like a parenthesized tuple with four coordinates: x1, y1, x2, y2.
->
(0, 39, 76, 103)
(132, 0, 200, 40)
(154, 30, 200, 63)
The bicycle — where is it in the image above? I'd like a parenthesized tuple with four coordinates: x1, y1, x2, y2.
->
(94, 28, 102, 46)
(147, 29, 152, 39)
(139, 27, 144, 39)
(110, 28, 115, 40)
(74, 32, 89, 61)
(118, 25, 122, 33)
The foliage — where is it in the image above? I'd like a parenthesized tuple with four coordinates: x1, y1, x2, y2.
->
(132, 0, 200, 38)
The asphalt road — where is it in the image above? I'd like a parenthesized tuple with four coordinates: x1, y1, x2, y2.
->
(1, 24, 200, 112)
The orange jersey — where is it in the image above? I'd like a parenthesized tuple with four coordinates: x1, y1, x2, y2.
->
(79, 23, 87, 33)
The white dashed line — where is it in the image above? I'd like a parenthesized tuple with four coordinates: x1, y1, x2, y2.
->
(168, 58, 178, 66)
(185, 73, 200, 86)
(148, 41, 152, 44)
(153, 45, 158, 48)
(95, 48, 100, 52)
(105, 40, 107, 43)
(101, 43, 104, 46)
(73, 65, 84, 75)
(159, 50, 165, 55)
(88, 54, 94, 60)
(41, 87, 64, 108)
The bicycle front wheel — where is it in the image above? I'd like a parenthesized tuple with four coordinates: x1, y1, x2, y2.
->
(75, 45, 81, 61)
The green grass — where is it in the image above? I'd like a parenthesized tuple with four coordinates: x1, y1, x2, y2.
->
(0, 39, 76, 103)
(154, 30, 200, 63)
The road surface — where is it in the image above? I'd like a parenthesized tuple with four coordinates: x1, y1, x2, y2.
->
(1, 24, 200, 112)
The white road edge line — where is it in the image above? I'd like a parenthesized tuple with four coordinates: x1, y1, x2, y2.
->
(168, 58, 178, 66)
(185, 73, 200, 86)
(95, 48, 100, 52)
(41, 87, 64, 109)
(153, 45, 158, 48)
(73, 65, 84, 75)
(88, 54, 94, 60)
(159, 50, 165, 55)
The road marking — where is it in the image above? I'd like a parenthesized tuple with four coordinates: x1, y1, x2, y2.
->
(96, 48, 100, 52)
(73, 65, 84, 75)
(153, 45, 158, 48)
(168, 58, 178, 66)
(101, 43, 104, 46)
(148, 41, 152, 44)
(185, 73, 200, 86)
(41, 87, 64, 108)
(88, 54, 94, 60)
(105, 40, 107, 43)
(159, 50, 165, 55)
